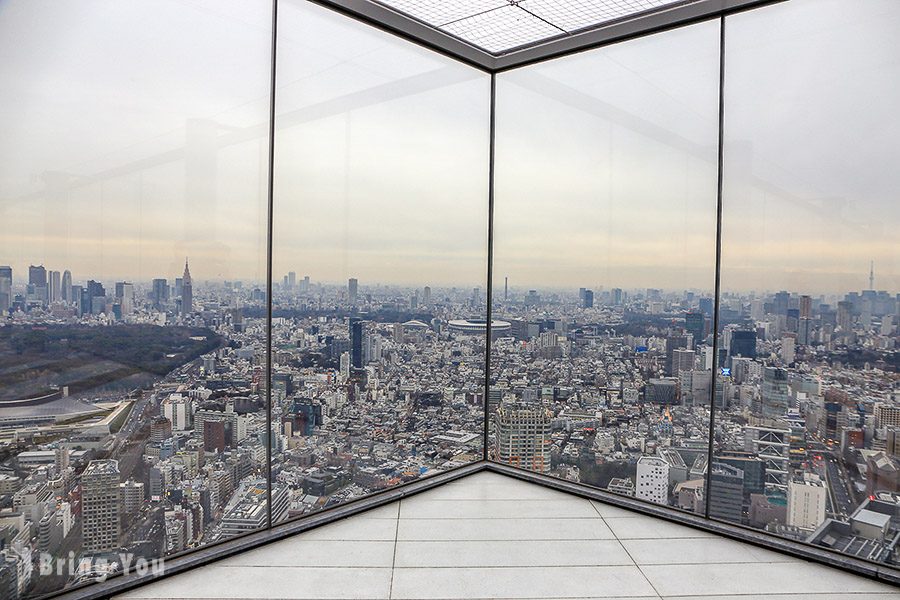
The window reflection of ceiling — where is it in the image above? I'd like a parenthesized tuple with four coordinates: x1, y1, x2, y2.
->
(373, 0, 694, 54)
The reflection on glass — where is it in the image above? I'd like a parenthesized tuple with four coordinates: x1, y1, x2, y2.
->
(270, 0, 489, 520)
(0, 1, 272, 597)
(492, 21, 720, 510)
(710, 0, 900, 569)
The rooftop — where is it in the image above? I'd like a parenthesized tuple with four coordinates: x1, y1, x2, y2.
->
(114, 471, 900, 600)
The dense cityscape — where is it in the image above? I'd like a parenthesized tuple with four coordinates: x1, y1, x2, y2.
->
(0, 262, 898, 599)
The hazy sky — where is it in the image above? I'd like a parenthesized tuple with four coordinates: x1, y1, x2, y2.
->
(0, 0, 896, 294)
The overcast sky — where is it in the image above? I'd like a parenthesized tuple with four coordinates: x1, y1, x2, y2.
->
(0, 0, 896, 295)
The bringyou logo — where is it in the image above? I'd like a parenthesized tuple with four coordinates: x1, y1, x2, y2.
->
(38, 552, 165, 583)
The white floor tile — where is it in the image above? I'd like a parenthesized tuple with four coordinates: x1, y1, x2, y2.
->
(394, 540, 633, 567)
(356, 502, 400, 519)
(643, 562, 899, 597)
(397, 517, 616, 541)
(115, 566, 392, 599)
(420, 478, 575, 501)
(662, 595, 900, 600)
(621, 537, 798, 565)
(391, 565, 657, 599)
(217, 539, 395, 567)
(295, 518, 398, 541)
(399, 497, 598, 519)
(589, 500, 650, 518)
(604, 516, 717, 539)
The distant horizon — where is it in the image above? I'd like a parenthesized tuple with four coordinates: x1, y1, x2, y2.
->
(1, 260, 896, 300)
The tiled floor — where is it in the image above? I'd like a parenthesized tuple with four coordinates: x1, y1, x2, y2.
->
(116, 471, 900, 599)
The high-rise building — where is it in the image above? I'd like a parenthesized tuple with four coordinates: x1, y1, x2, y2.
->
(787, 473, 827, 531)
(119, 479, 145, 516)
(348, 278, 358, 304)
(116, 282, 134, 316)
(582, 289, 594, 309)
(709, 462, 744, 523)
(61, 269, 72, 303)
(837, 300, 853, 333)
(635, 456, 670, 505)
(0, 266, 11, 313)
(81, 280, 106, 315)
(29, 264, 48, 305)
(350, 318, 363, 369)
(685, 311, 706, 348)
(182, 259, 193, 314)
(781, 334, 796, 364)
(422, 286, 431, 306)
(761, 366, 790, 419)
(799, 294, 812, 319)
(152, 278, 169, 308)
(287, 271, 296, 290)
(48, 270, 61, 303)
(494, 402, 552, 474)
(81, 459, 121, 553)
(730, 330, 757, 359)
(671, 348, 696, 378)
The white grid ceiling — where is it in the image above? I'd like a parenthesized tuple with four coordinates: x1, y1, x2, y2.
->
(373, 0, 692, 54)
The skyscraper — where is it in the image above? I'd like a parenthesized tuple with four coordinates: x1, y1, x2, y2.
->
(0, 266, 11, 313)
(182, 258, 193, 314)
(29, 264, 47, 305)
(116, 282, 135, 316)
(729, 330, 757, 359)
(422, 286, 431, 306)
(709, 462, 744, 523)
(348, 278, 358, 304)
(685, 311, 706, 348)
(494, 402, 552, 474)
(81, 459, 121, 553)
(582, 289, 594, 309)
(152, 278, 169, 308)
(350, 318, 363, 369)
(61, 269, 72, 303)
(48, 270, 61, 303)
(288, 271, 296, 290)
(761, 366, 790, 419)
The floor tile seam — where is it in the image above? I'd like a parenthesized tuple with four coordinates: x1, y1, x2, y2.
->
(387, 597, 663, 600)
(222, 558, 800, 568)
(406, 498, 592, 502)
(400, 516, 594, 521)
(389, 564, 647, 570)
(394, 538, 620, 542)
(388, 597, 663, 600)
(388, 499, 402, 600)
(592, 500, 663, 600)
(179, 565, 395, 570)
(658, 594, 900, 598)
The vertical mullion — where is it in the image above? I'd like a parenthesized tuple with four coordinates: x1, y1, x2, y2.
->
(265, 0, 279, 530)
(483, 73, 496, 462)
(705, 14, 726, 520)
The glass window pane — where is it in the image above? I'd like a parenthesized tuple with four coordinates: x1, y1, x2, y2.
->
(0, 2, 272, 597)
(711, 0, 900, 571)
(493, 21, 720, 512)
(271, 0, 489, 522)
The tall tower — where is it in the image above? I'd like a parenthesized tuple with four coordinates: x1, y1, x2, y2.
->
(348, 278, 358, 304)
(869, 260, 875, 290)
(493, 402, 552, 474)
(61, 270, 72, 303)
(182, 258, 193, 315)
(81, 459, 121, 553)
